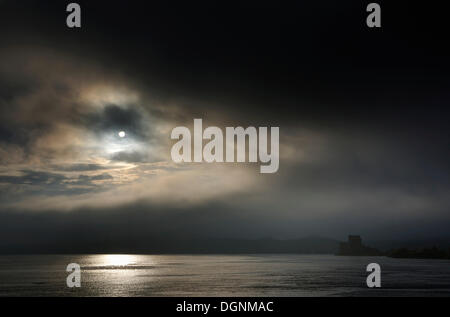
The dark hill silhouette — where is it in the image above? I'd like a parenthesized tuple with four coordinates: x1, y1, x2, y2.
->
(387, 247, 450, 259)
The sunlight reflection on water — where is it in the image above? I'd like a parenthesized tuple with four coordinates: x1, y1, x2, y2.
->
(0, 254, 449, 296)
(100, 254, 138, 267)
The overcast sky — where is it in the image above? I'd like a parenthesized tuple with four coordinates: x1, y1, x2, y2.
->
(0, 1, 449, 251)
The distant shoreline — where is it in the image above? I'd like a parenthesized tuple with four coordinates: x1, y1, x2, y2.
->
(386, 247, 450, 260)
(1, 237, 449, 259)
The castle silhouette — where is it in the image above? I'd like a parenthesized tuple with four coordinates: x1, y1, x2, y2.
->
(337, 235, 382, 256)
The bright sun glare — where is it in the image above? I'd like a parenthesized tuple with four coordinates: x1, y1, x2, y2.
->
(102, 254, 136, 266)
(118, 131, 126, 138)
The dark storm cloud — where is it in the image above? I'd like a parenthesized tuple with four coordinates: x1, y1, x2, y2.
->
(85, 104, 147, 139)
(110, 151, 150, 163)
(1, 0, 449, 126)
(0, 170, 66, 186)
(50, 163, 110, 172)
(0, 170, 113, 187)
(0, 124, 24, 145)
(0, 77, 34, 147)
(75, 173, 113, 182)
(0, 170, 114, 198)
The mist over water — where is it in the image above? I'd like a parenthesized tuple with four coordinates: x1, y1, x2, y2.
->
(0, 254, 449, 296)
